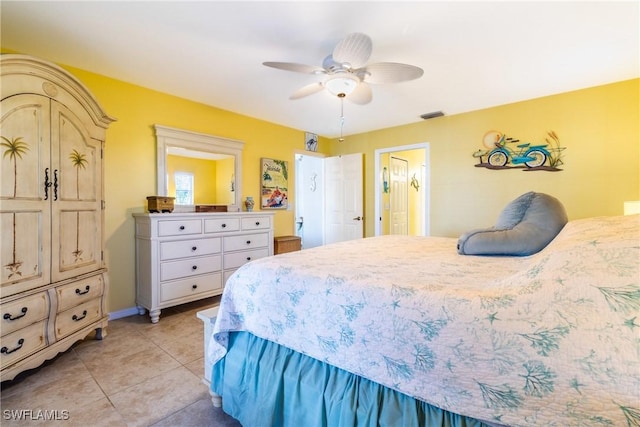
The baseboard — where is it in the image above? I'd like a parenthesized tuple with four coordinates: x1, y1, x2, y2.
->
(109, 306, 140, 320)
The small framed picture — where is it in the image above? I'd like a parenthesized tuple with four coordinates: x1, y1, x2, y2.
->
(305, 132, 318, 152)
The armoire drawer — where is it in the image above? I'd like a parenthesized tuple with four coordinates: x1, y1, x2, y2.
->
(160, 237, 221, 261)
(158, 219, 202, 237)
(241, 216, 271, 231)
(204, 218, 240, 233)
(55, 298, 102, 339)
(224, 233, 270, 252)
(56, 275, 104, 313)
(0, 292, 49, 337)
(0, 320, 47, 369)
(160, 272, 223, 303)
(160, 255, 222, 282)
(224, 248, 270, 270)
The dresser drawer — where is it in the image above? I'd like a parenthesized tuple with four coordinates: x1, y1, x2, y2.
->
(224, 248, 270, 270)
(160, 255, 222, 282)
(56, 275, 104, 313)
(241, 216, 271, 231)
(160, 237, 221, 261)
(55, 298, 102, 339)
(160, 272, 223, 303)
(224, 233, 270, 252)
(158, 219, 202, 237)
(0, 320, 47, 369)
(1, 292, 49, 337)
(204, 217, 240, 233)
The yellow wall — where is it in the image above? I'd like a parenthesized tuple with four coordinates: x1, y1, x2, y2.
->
(330, 79, 639, 238)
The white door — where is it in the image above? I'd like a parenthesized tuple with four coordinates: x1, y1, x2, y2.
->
(390, 156, 408, 235)
(324, 153, 363, 244)
(294, 154, 325, 249)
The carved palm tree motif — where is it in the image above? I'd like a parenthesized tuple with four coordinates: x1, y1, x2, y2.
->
(1, 136, 30, 278)
(69, 149, 88, 262)
(1, 136, 29, 197)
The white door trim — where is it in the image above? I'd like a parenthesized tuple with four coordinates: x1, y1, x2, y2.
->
(374, 143, 430, 236)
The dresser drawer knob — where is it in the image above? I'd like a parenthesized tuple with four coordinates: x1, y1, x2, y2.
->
(75, 285, 90, 295)
(221, 223, 227, 228)
(1, 338, 24, 355)
(3, 307, 28, 321)
(192, 284, 198, 290)
(246, 256, 252, 261)
(72, 310, 88, 322)
(246, 240, 251, 245)
(192, 265, 198, 271)
(179, 225, 185, 231)
(191, 246, 197, 252)
(255, 221, 260, 226)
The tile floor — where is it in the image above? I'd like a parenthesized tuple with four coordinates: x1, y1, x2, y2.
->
(1, 297, 242, 427)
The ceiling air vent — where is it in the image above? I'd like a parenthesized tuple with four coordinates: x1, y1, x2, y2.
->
(420, 111, 445, 120)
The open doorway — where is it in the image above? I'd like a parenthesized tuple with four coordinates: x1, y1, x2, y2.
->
(374, 143, 430, 236)
(294, 152, 325, 249)
(295, 152, 364, 248)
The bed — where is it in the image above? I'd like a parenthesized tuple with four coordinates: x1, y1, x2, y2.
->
(206, 214, 639, 427)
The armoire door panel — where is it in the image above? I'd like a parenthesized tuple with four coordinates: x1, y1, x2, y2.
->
(49, 100, 103, 283)
(1, 94, 51, 296)
(56, 209, 101, 277)
(0, 211, 48, 296)
(52, 106, 99, 202)
(0, 97, 50, 201)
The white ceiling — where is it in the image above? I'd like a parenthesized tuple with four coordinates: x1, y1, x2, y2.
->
(2, 1, 638, 138)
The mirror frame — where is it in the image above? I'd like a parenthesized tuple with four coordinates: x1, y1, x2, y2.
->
(155, 124, 244, 212)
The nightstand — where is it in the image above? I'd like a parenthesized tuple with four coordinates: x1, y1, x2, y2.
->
(274, 235, 302, 254)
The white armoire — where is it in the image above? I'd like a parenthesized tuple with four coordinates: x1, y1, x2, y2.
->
(0, 55, 115, 381)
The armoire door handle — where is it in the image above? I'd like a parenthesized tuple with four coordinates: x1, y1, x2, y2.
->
(44, 168, 52, 200)
(53, 169, 58, 200)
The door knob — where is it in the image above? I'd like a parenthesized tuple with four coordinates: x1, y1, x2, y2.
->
(353, 216, 363, 221)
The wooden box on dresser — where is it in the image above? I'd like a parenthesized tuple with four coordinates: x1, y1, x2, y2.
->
(0, 55, 115, 381)
(133, 212, 274, 323)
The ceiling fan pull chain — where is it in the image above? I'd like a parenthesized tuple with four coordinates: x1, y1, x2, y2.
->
(339, 97, 346, 142)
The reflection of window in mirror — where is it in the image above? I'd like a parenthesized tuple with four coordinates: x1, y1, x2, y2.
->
(174, 172, 194, 205)
(167, 154, 222, 205)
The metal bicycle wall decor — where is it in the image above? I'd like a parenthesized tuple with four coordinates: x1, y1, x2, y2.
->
(473, 131, 566, 172)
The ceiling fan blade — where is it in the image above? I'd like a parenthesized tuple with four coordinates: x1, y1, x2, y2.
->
(361, 62, 424, 84)
(263, 61, 325, 74)
(332, 33, 372, 69)
(347, 82, 372, 105)
(289, 82, 324, 100)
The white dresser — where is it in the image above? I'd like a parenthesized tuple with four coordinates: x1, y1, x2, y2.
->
(133, 212, 274, 323)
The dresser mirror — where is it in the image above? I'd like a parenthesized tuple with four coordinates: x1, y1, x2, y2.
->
(155, 124, 244, 211)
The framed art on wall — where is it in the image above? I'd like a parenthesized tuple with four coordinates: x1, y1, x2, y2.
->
(261, 158, 288, 209)
(305, 132, 318, 152)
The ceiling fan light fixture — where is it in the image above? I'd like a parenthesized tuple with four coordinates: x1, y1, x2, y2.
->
(324, 73, 359, 97)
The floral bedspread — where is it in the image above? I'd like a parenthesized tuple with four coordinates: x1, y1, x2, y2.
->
(208, 215, 640, 426)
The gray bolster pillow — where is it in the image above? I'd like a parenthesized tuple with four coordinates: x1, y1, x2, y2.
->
(457, 191, 568, 256)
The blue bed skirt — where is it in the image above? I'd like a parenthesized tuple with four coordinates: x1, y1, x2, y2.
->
(211, 332, 490, 427)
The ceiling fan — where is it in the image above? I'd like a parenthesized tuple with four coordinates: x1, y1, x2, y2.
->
(263, 32, 424, 105)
